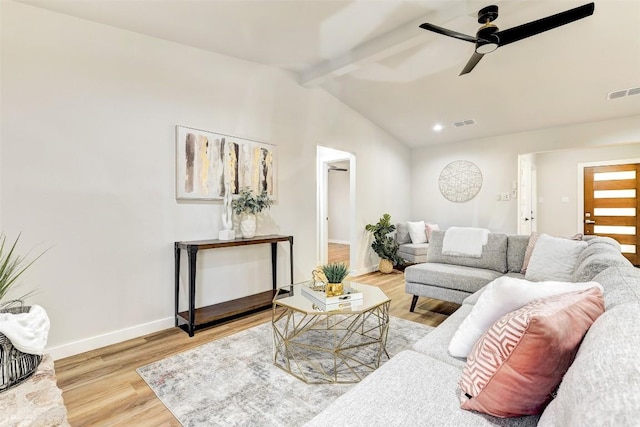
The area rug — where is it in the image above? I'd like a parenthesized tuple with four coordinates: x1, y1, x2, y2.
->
(137, 317, 433, 427)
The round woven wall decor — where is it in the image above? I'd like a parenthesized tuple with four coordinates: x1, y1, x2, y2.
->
(438, 160, 482, 203)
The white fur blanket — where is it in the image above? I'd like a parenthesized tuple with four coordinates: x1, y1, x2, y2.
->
(442, 227, 490, 258)
(0, 304, 50, 355)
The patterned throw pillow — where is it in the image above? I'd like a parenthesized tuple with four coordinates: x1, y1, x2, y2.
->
(459, 287, 604, 418)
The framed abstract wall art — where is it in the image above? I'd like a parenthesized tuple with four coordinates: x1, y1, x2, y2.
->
(175, 126, 276, 200)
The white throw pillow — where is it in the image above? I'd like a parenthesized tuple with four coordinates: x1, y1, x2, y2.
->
(407, 221, 427, 244)
(525, 233, 587, 282)
(448, 276, 602, 358)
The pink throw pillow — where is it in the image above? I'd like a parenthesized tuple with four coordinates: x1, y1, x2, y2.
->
(520, 232, 540, 273)
(425, 223, 439, 242)
(459, 287, 604, 418)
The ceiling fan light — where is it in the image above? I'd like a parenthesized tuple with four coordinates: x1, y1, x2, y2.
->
(476, 42, 498, 54)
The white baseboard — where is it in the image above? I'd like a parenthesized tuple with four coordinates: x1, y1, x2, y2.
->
(350, 264, 378, 276)
(47, 317, 175, 360)
(328, 239, 350, 245)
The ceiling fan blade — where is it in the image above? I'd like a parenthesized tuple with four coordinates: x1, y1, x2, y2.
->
(419, 23, 477, 43)
(496, 2, 594, 47)
(459, 51, 485, 75)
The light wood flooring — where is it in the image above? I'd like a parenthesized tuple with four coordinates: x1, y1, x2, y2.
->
(328, 242, 349, 264)
(54, 244, 459, 426)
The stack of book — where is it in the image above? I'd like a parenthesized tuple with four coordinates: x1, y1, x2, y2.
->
(301, 284, 364, 312)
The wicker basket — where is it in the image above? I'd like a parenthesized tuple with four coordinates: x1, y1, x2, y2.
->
(378, 259, 393, 274)
(0, 305, 43, 393)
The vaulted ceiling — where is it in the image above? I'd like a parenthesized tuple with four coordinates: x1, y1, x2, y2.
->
(18, 0, 640, 147)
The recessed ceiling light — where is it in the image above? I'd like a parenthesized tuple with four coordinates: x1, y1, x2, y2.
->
(433, 124, 443, 132)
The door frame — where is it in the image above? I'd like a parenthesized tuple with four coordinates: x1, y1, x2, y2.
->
(316, 146, 356, 271)
(517, 153, 537, 235)
(577, 157, 640, 233)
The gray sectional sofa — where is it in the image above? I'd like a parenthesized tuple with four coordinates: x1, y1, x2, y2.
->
(306, 234, 640, 426)
(405, 230, 528, 308)
(404, 230, 633, 310)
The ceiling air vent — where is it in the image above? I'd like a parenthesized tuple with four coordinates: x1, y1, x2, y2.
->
(608, 90, 627, 100)
(628, 87, 640, 96)
(453, 119, 476, 127)
(608, 86, 640, 100)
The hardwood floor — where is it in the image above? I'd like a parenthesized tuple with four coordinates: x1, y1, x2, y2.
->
(55, 246, 459, 426)
(328, 242, 349, 263)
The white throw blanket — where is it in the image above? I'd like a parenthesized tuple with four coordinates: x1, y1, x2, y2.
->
(442, 227, 490, 258)
(0, 304, 50, 355)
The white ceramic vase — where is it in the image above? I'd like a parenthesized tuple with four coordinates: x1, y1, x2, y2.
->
(240, 213, 257, 238)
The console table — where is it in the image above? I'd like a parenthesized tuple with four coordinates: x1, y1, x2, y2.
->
(174, 234, 293, 336)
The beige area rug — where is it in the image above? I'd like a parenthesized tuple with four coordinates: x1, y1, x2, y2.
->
(137, 317, 433, 427)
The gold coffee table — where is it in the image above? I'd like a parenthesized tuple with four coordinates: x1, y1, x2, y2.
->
(272, 281, 391, 384)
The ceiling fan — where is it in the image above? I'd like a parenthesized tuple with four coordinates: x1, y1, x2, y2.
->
(419, 2, 595, 75)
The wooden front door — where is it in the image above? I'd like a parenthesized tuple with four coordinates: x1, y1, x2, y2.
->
(584, 164, 639, 266)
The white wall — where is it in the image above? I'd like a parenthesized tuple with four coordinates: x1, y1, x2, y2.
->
(1, 1, 411, 358)
(411, 116, 640, 234)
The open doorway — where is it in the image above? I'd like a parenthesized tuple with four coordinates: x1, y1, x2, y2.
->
(317, 147, 356, 271)
(327, 160, 350, 263)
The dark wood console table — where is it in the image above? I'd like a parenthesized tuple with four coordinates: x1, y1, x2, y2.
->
(174, 234, 294, 336)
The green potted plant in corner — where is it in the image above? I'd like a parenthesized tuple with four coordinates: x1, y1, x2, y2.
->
(232, 187, 273, 239)
(365, 213, 404, 273)
(321, 262, 349, 297)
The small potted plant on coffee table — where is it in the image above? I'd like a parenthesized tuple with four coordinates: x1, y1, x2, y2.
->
(365, 213, 404, 273)
(321, 262, 349, 297)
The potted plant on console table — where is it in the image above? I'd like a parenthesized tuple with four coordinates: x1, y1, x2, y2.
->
(232, 187, 273, 239)
(365, 213, 404, 273)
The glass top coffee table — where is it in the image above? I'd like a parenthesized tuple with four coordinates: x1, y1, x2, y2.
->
(272, 280, 391, 384)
